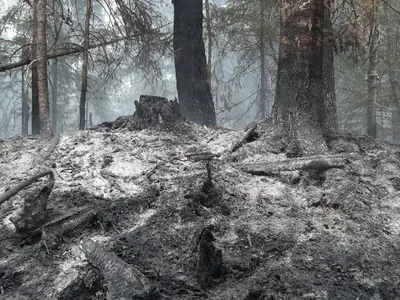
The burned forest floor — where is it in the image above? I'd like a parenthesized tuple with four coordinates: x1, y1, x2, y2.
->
(1, 117, 400, 300)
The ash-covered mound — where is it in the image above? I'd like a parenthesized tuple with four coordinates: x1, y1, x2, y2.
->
(1, 114, 400, 299)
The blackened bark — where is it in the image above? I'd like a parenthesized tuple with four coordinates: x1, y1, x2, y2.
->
(321, 0, 337, 133)
(274, 0, 328, 155)
(173, 0, 216, 126)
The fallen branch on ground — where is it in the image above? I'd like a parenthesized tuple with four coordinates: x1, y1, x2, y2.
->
(238, 154, 354, 175)
(231, 123, 258, 152)
(0, 170, 54, 206)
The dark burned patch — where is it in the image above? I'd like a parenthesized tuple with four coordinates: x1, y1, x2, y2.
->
(0, 269, 24, 294)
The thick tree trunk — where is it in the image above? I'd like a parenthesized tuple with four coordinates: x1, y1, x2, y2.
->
(79, 0, 92, 130)
(274, 0, 328, 155)
(36, 0, 52, 136)
(31, 4, 40, 135)
(366, 0, 378, 138)
(173, 0, 216, 126)
(259, 0, 267, 120)
(321, 0, 337, 133)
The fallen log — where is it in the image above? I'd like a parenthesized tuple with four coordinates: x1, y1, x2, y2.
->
(238, 154, 353, 175)
(80, 238, 160, 300)
(0, 170, 53, 206)
(230, 123, 258, 152)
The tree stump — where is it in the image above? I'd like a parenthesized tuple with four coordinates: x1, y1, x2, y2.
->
(99, 95, 183, 131)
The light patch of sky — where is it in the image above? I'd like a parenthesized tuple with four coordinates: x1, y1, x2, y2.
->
(0, 0, 16, 39)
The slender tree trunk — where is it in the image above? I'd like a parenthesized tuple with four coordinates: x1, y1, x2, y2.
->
(173, 0, 216, 126)
(36, 0, 52, 135)
(31, 3, 40, 135)
(367, 0, 379, 138)
(51, 60, 58, 133)
(274, 0, 328, 155)
(259, 0, 267, 120)
(80, 0, 92, 130)
(21, 66, 29, 136)
(205, 0, 212, 86)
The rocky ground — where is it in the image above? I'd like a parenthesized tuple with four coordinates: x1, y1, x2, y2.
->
(1, 118, 400, 300)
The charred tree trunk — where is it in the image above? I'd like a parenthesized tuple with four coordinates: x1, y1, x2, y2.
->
(274, 0, 328, 155)
(321, 0, 337, 134)
(36, 0, 52, 136)
(259, 0, 267, 120)
(80, 0, 92, 130)
(366, 0, 379, 139)
(173, 0, 216, 126)
(31, 4, 40, 135)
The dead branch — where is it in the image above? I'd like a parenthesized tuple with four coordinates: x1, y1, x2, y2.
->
(0, 170, 53, 206)
(231, 123, 257, 152)
(238, 154, 353, 175)
(81, 238, 160, 300)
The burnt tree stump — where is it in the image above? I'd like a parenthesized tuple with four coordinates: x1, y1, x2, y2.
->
(100, 95, 184, 131)
(195, 227, 225, 288)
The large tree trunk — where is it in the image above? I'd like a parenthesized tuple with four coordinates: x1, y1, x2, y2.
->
(273, 0, 328, 156)
(259, 0, 267, 120)
(173, 0, 216, 126)
(31, 3, 40, 135)
(79, 0, 92, 130)
(366, 0, 379, 138)
(36, 0, 52, 136)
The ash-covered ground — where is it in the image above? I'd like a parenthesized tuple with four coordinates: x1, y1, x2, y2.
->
(1, 120, 400, 300)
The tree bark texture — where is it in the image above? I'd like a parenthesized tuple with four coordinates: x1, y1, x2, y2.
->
(31, 4, 40, 135)
(173, 0, 216, 126)
(367, 0, 379, 139)
(274, 0, 328, 155)
(321, 0, 337, 133)
(21, 66, 29, 136)
(79, 0, 92, 130)
(205, 0, 212, 86)
(258, 0, 267, 120)
(51, 60, 58, 134)
(36, 0, 52, 136)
